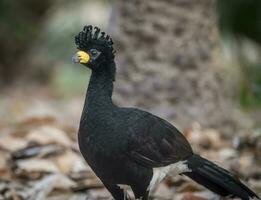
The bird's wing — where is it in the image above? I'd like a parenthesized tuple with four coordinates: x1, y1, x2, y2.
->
(126, 114, 193, 168)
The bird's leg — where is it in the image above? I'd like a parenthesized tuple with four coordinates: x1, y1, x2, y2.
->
(132, 186, 149, 200)
(103, 183, 127, 200)
(141, 192, 149, 200)
(124, 189, 126, 200)
(123, 189, 131, 200)
(134, 194, 148, 200)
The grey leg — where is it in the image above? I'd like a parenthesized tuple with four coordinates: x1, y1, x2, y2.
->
(103, 183, 126, 200)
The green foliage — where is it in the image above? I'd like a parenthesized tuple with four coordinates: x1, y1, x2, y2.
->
(240, 63, 261, 108)
(0, 0, 109, 86)
(52, 64, 90, 98)
(217, 0, 261, 108)
(39, 0, 109, 97)
(0, 0, 53, 84)
(217, 0, 261, 44)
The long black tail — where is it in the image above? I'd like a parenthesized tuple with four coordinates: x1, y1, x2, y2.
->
(183, 154, 259, 200)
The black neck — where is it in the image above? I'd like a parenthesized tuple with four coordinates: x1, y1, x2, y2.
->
(84, 61, 116, 111)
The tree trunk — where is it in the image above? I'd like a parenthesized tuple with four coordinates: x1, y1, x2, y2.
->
(112, 0, 248, 133)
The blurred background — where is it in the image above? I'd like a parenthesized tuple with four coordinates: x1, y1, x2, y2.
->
(0, 0, 260, 199)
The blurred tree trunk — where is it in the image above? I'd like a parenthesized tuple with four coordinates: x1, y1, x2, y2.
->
(113, 0, 250, 133)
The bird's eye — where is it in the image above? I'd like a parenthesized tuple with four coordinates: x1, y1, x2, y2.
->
(90, 49, 98, 56)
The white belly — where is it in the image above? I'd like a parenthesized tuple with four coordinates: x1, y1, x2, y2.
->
(147, 160, 191, 191)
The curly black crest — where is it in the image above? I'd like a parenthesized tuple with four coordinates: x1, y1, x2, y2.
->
(75, 25, 115, 59)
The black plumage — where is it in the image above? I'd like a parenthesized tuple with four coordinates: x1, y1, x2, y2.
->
(73, 25, 260, 200)
(185, 155, 259, 200)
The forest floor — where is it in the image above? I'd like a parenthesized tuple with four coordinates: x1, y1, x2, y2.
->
(0, 86, 260, 200)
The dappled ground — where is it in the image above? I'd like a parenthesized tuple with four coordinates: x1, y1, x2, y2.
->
(0, 87, 260, 200)
(0, 88, 261, 200)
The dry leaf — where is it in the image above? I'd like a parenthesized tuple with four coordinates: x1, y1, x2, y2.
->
(87, 188, 110, 199)
(16, 158, 59, 173)
(52, 174, 76, 190)
(182, 193, 208, 200)
(239, 155, 254, 171)
(46, 194, 86, 200)
(218, 148, 237, 160)
(12, 145, 64, 160)
(28, 175, 59, 200)
(18, 116, 57, 127)
(54, 150, 87, 174)
(26, 126, 72, 147)
(176, 182, 204, 193)
(0, 135, 28, 152)
(0, 152, 8, 171)
(153, 183, 174, 199)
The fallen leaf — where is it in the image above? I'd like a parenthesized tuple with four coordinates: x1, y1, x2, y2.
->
(0, 151, 8, 170)
(26, 126, 72, 147)
(177, 182, 204, 193)
(54, 150, 87, 174)
(16, 158, 59, 173)
(218, 148, 237, 160)
(87, 188, 110, 199)
(28, 175, 60, 200)
(153, 183, 174, 199)
(0, 135, 28, 152)
(182, 193, 208, 200)
(53, 174, 76, 190)
(18, 116, 57, 127)
(12, 145, 64, 160)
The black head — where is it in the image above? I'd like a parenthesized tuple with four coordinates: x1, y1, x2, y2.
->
(72, 25, 115, 70)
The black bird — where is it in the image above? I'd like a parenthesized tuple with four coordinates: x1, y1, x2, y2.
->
(72, 25, 259, 200)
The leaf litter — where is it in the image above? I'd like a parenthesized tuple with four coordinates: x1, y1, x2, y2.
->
(0, 113, 259, 200)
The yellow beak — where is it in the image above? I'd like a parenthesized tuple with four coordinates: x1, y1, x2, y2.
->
(72, 51, 90, 64)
